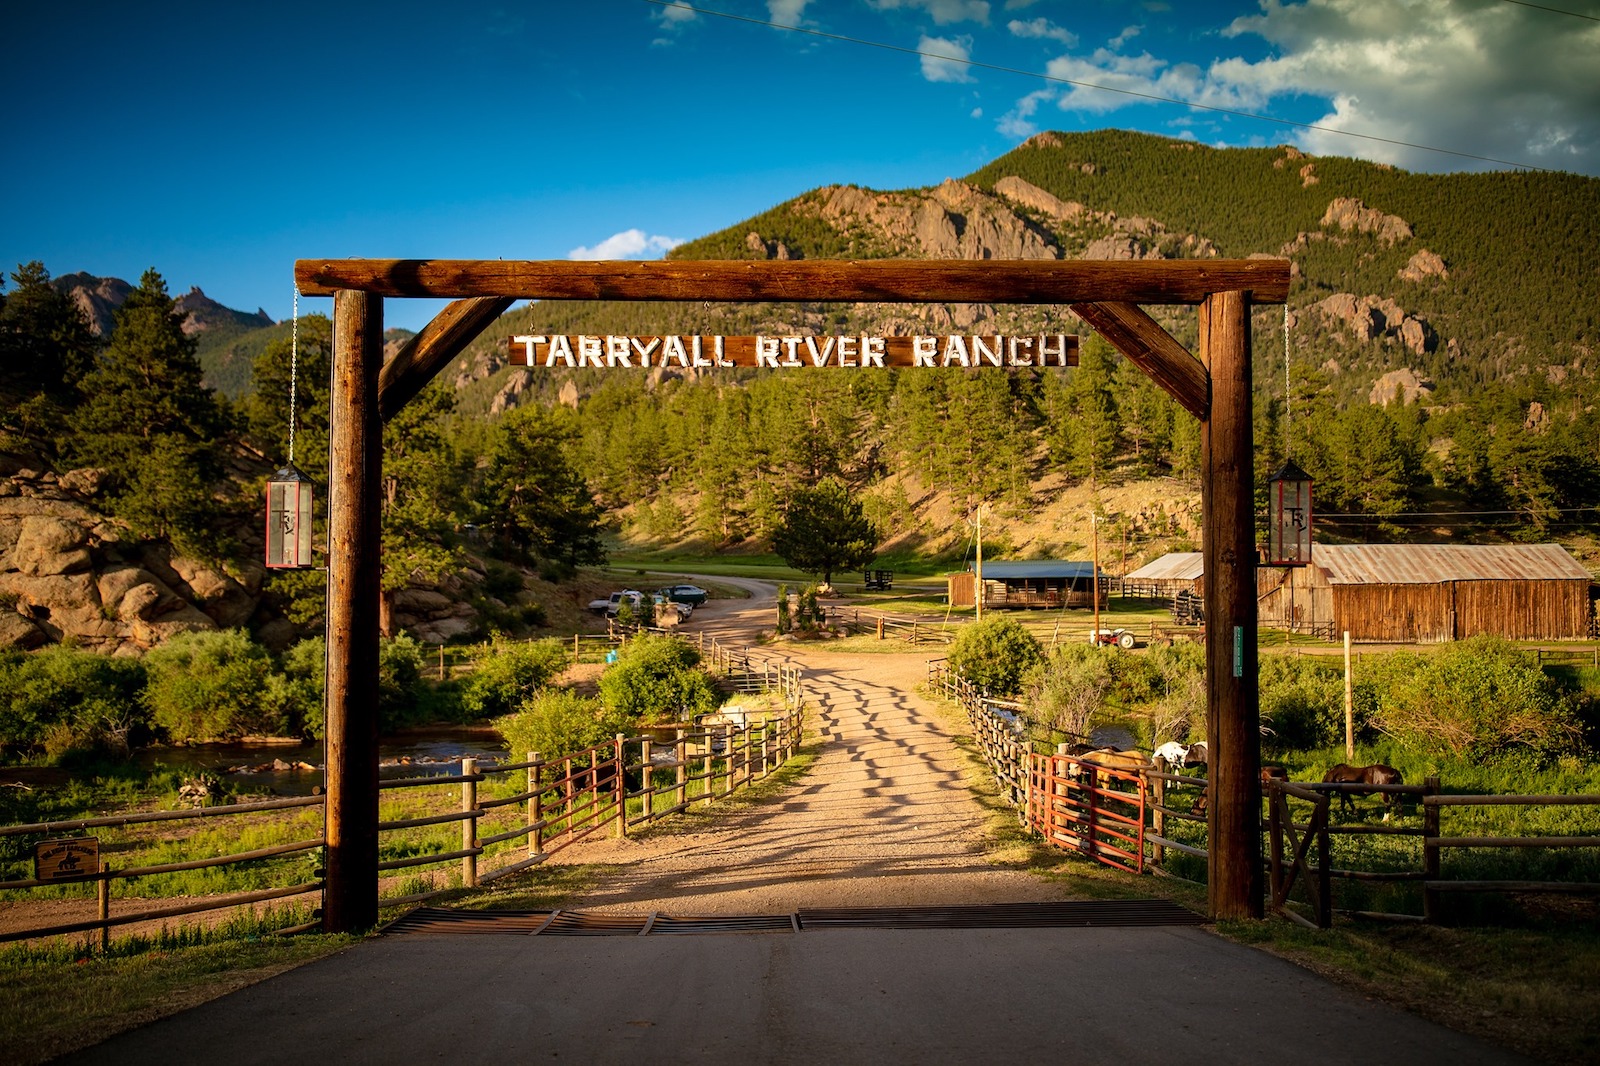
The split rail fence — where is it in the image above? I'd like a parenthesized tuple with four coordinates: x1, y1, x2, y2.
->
(0, 631, 806, 947)
(931, 661, 1600, 927)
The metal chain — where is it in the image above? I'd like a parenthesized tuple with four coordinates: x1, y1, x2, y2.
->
(1283, 301, 1292, 460)
(289, 288, 299, 466)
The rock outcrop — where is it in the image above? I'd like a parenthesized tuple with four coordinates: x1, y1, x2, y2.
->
(0, 471, 260, 653)
(1305, 293, 1437, 356)
(1320, 198, 1413, 245)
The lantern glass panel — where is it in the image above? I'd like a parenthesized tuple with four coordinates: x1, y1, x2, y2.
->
(1267, 462, 1313, 566)
(265, 470, 315, 569)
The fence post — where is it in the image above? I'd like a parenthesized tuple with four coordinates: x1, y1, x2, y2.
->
(460, 757, 479, 888)
(1422, 775, 1441, 923)
(639, 737, 653, 824)
(97, 862, 110, 952)
(528, 752, 541, 856)
(1152, 773, 1166, 866)
(614, 735, 627, 839)
(722, 726, 735, 797)
(439, 644, 446, 681)
(1267, 785, 1283, 907)
(1315, 795, 1332, 929)
(674, 729, 688, 809)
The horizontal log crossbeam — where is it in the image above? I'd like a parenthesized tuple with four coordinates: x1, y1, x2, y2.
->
(294, 257, 1290, 305)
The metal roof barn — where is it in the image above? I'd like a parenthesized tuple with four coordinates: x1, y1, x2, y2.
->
(947, 561, 1107, 610)
(1257, 543, 1595, 643)
(1122, 552, 1204, 598)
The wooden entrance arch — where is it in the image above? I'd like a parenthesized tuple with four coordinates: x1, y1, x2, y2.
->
(294, 256, 1291, 930)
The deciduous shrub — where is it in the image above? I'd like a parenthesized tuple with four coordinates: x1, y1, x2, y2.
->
(0, 646, 147, 764)
(1023, 643, 1114, 741)
(598, 634, 718, 723)
(457, 636, 569, 720)
(143, 629, 279, 743)
(1259, 654, 1348, 751)
(1364, 635, 1583, 761)
(494, 689, 632, 761)
(946, 617, 1042, 696)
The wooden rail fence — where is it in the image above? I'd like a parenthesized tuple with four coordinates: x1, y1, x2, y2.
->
(931, 660, 1600, 926)
(1, 631, 808, 947)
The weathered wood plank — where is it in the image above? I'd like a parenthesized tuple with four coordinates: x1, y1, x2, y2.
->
(1070, 301, 1208, 418)
(295, 258, 1291, 304)
(503, 333, 1078, 369)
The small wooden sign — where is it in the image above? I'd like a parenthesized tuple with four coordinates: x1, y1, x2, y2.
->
(34, 836, 99, 881)
(506, 333, 1078, 369)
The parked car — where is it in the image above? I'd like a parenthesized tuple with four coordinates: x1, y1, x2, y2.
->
(653, 592, 692, 621)
(587, 590, 645, 616)
(658, 584, 709, 606)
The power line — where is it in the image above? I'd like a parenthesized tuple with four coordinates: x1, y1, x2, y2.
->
(1496, 0, 1600, 22)
(639, 0, 1560, 173)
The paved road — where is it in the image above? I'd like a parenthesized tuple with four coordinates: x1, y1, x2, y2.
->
(70, 923, 1526, 1065)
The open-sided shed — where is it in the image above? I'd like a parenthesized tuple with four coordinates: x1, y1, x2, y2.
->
(1121, 551, 1204, 599)
(947, 560, 1108, 610)
(1257, 543, 1595, 642)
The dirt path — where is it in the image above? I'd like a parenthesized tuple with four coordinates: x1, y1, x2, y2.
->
(550, 581, 1069, 913)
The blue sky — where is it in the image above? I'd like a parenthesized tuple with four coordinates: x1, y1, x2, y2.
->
(4, 0, 1596, 332)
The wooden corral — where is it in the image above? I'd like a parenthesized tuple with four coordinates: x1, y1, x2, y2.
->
(1257, 543, 1595, 643)
(947, 560, 1108, 610)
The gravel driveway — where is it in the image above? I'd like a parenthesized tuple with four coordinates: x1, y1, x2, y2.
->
(550, 578, 1067, 912)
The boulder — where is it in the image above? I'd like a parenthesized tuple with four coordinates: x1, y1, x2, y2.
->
(11, 516, 92, 577)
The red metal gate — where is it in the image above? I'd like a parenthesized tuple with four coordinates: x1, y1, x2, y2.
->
(1028, 752, 1146, 873)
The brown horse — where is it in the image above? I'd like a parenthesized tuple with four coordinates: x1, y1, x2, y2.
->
(1321, 763, 1404, 813)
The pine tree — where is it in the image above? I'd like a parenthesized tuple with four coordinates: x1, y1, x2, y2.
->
(66, 269, 229, 555)
(481, 403, 606, 571)
(770, 477, 879, 588)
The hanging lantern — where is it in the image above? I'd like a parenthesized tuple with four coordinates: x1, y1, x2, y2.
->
(1266, 459, 1313, 566)
(265, 466, 315, 569)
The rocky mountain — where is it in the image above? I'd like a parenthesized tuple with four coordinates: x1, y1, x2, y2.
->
(50, 273, 271, 338)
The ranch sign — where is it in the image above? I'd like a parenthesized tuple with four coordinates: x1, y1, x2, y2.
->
(506, 333, 1078, 369)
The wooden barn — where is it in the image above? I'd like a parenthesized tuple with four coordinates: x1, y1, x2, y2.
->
(1257, 543, 1595, 643)
(1120, 552, 1204, 599)
(947, 560, 1108, 610)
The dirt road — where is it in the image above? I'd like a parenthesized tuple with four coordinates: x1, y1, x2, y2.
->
(550, 578, 1066, 912)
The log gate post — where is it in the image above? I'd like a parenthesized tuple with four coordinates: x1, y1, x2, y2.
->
(1200, 290, 1263, 920)
(324, 290, 383, 934)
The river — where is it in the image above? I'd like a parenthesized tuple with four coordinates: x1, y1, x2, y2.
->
(129, 726, 510, 797)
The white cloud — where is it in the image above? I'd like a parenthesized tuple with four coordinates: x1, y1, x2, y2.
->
(657, 1, 697, 24)
(1008, 17, 1075, 45)
(1108, 24, 1140, 50)
(569, 230, 685, 261)
(1023, 0, 1599, 173)
(867, 0, 990, 27)
(919, 34, 976, 83)
(767, 0, 807, 29)
(997, 87, 1052, 139)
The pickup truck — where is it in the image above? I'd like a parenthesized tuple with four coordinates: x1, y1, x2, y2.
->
(587, 590, 644, 616)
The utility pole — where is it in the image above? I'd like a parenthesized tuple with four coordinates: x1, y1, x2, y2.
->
(974, 504, 984, 623)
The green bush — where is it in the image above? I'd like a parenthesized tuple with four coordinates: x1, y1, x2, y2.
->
(1260, 654, 1349, 751)
(458, 636, 569, 720)
(376, 633, 429, 730)
(946, 616, 1043, 696)
(269, 637, 326, 738)
(1023, 643, 1115, 741)
(494, 689, 633, 761)
(0, 645, 148, 763)
(598, 634, 718, 724)
(1363, 636, 1583, 761)
(143, 630, 279, 743)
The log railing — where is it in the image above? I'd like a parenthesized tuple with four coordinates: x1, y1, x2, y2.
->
(2, 631, 810, 946)
(930, 659, 1600, 925)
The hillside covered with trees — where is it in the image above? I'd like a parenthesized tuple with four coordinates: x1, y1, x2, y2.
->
(3, 129, 1599, 657)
